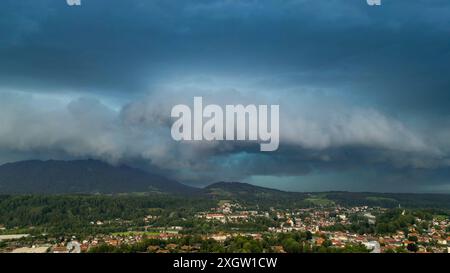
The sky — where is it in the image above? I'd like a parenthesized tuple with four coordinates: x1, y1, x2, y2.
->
(1, 0, 450, 192)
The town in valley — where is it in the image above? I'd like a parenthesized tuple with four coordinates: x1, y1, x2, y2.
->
(1, 187, 449, 254)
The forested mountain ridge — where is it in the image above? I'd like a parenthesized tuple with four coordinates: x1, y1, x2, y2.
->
(0, 159, 196, 194)
(0, 160, 449, 209)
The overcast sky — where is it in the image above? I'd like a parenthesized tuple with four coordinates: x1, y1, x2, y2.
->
(1, 0, 450, 192)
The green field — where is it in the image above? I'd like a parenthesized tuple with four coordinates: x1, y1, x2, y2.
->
(365, 197, 398, 203)
(305, 197, 335, 206)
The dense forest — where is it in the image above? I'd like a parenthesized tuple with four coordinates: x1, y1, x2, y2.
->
(1, 191, 449, 238)
(0, 194, 215, 235)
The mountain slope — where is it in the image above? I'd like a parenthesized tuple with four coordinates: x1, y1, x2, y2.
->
(0, 159, 196, 194)
(203, 181, 309, 207)
(203, 182, 450, 209)
(204, 181, 290, 198)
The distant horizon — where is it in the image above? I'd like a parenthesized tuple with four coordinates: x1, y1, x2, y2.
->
(1, 158, 449, 195)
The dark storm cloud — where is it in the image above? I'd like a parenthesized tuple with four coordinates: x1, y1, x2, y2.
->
(1, 0, 450, 192)
(1, 0, 449, 103)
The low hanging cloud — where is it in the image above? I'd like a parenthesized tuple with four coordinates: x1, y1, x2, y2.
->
(1, 89, 449, 188)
